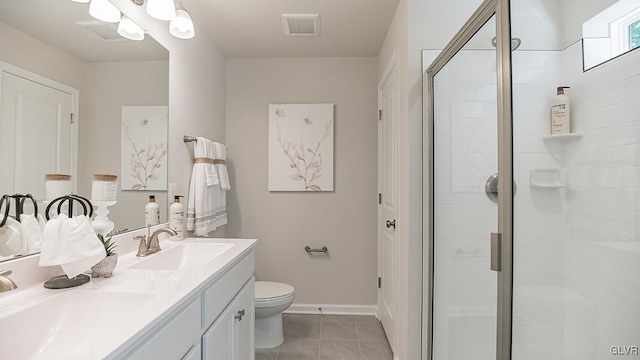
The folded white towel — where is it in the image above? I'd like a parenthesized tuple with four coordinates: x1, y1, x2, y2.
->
(197, 137, 220, 187)
(39, 214, 106, 278)
(214, 142, 231, 191)
(187, 138, 228, 236)
(0, 217, 25, 256)
(20, 213, 45, 253)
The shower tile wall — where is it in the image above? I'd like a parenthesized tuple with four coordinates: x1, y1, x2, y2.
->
(563, 43, 640, 360)
(424, 17, 640, 360)
(511, 50, 567, 360)
(426, 48, 566, 360)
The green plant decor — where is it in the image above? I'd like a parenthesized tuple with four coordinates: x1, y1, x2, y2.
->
(97, 233, 117, 256)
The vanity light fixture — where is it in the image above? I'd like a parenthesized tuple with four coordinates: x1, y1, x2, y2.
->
(118, 14, 145, 41)
(145, 0, 176, 21)
(169, 2, 194, 39)
(88, 0, 121, 23)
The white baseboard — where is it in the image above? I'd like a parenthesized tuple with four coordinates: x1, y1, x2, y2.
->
(284, 303, 377, 316)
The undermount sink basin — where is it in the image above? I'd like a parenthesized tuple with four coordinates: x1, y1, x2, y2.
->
(0, 290, 153, 360)
(129, 242, 234, 271)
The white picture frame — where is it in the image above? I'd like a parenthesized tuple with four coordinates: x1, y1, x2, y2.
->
(120, 106, 168, 191)
(268, 104, 334, 191)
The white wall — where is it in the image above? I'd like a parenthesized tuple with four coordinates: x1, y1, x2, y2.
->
(225, 57, 379, 306)
(0, 21, 84, 89)
(79, 61, 169, 232)
(563, 43, 640, 360)
(111, 0, 228, 237)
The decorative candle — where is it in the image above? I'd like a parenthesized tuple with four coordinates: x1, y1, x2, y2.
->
(91, 174, 118, 201)
(44, 174, 72, 201)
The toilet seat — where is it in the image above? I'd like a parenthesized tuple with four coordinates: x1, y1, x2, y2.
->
(255, 281, 295, 304)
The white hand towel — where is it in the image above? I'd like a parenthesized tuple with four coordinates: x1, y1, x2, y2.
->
(39, 214, 106, 278)
(214, 142, 231, 191)
(187, 137, 227, 236)
(20, 213, 43, 253)
(0, 217, 25, 256)
(197, 137, 220, 187)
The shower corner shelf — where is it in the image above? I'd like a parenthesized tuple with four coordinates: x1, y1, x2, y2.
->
(542, 133, 583, 143)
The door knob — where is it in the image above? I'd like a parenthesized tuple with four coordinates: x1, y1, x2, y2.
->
(235, 309, 246, 321)
(386, 220, 396, 229)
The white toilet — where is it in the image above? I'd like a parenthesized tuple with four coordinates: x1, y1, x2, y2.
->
(254, 281, 295, 348)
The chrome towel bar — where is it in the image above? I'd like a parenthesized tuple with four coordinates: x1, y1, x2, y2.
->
(305, 246, 328, 253)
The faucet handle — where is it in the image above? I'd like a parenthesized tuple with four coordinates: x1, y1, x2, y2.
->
(133, 235, 146, 241)
(0, 269, 18, 292)
(0, 269, 12, 277)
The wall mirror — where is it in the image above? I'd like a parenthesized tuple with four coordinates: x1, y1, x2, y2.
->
(583, 0, 640, 70)
(0, 0, 169, 263)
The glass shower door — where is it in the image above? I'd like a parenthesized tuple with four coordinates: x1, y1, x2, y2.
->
(431, 15, 499, 360)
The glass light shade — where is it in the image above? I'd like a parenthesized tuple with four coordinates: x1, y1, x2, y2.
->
(118, 15, 145, 41)
(146, 0, 176, 21)
(169, 9, 195, 39)
(89, 0, 121, 23)
(70, 0, 91, 3)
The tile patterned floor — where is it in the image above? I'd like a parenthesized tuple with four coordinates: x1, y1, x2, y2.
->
(255, 314, 393, 360)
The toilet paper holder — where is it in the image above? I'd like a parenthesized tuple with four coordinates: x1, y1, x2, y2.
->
(305, 246, 328, 253)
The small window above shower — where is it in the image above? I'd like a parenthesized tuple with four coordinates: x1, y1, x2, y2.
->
(582, 0, 640, 70)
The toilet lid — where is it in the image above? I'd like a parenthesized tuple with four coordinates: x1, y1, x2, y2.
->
(255, 281, 294, 301)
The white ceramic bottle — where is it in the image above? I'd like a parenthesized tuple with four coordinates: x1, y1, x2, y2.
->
(551, 86, 571, 135)
(144, 195, 160, 226)
(169, 195, 185, 241)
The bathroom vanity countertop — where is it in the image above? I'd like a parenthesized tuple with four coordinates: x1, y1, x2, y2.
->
(0, 235, 256, 360)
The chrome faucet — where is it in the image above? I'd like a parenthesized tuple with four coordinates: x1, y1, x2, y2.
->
(0, 270, 18, 292)
(133, 226, 178, 257)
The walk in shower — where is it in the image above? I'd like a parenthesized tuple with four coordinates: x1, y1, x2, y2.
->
(423, 0, 640, 359)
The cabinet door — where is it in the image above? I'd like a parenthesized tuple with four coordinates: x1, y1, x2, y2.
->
(182, 344, 201, 360)
(202, 278, 255, 360)
(202, 304, 234, 360)
(234, 278, 255, 360)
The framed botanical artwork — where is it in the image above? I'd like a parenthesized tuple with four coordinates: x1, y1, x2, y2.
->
(268, 104, 334, 191)
(120, 106, 168, 191)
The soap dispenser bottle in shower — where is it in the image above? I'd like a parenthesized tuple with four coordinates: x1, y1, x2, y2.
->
(551, 86, 571, 135)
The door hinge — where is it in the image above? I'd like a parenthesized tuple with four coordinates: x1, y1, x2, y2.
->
(378, 277, 382, 288)
(70, 113, 75, 124)
(378, 109, 382, 121)
(378, 193, 382, 204)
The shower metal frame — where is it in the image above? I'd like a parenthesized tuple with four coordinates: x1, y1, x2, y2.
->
(424, 0, 514, 359)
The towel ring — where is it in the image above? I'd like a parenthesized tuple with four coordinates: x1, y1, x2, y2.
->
(45, 194, 94, 220)
(0, 195, 9, 227)
(18, 194, 38, 218)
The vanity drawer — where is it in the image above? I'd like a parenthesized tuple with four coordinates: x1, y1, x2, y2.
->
(202, 251, 255, 328)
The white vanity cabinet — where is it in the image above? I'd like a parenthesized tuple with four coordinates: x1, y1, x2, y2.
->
(202, 278, 255, 360)
(118, 249, 255, 360)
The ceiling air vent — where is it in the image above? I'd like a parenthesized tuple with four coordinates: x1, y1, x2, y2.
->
(281, 14, 320, 36)
(76, 21, 127, 42)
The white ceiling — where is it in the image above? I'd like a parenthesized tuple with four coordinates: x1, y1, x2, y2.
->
(0, 0, 399, 62)
(183, 0, 400, 58)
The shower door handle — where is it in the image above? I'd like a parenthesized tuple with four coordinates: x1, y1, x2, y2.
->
(490, 232, 502, 272)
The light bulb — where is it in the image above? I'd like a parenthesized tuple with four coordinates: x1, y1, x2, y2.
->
(169, 8, 195, 39)
(146, 0, 176, 21)
(118, 15, 145, 41)
(89, 0, 121, 23)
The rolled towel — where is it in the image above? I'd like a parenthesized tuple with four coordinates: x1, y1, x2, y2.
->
(39, 214, 106, 278)
(0, 217, 25, 257)
(214, 142, 231, 191)
(20, 213, 45, 253)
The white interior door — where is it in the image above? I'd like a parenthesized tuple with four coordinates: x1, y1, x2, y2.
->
(378, 53, 398, 354)
(0, 70, 74, 206)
